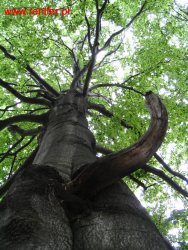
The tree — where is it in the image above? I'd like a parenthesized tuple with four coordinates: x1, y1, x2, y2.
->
(0, 0, 187, 249)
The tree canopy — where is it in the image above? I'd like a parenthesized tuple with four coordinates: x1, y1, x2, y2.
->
(0, 0, 188, 248)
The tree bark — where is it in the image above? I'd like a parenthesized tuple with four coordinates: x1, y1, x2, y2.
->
(72, 181, 173, 250)
(0, 90, 173, 249)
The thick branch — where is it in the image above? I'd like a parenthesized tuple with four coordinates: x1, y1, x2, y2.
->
(0, 113, 49, 131)
(0, 79, 51, 107)
(96, 145, 188, 193)
(25, 66, 59, 97)
(68, 92, 168, 197)
(8, 125, 42, 137)
(0, 45, 16, 60)
(0, 45, 59, 97)
(82, 9, 100, 95)
(88, 102, 132, 129)
(129, 175, 148, 190)
(96, 144, 148, 190)
(82, 0, 110, 96)
(142, 165, 188, 198)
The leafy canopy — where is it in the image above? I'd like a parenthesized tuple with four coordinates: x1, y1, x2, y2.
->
(0, 0, 188, 248)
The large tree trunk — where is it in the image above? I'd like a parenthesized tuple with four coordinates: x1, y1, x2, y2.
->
(0, 90, 173, 249)
(72, 181, 172, 250)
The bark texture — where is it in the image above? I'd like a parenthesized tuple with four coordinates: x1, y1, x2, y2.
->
(0, 90, 174, 249)
(72, 181, 173, 250)
(33, 90, 96, 181)
(0, 166, 72, 249)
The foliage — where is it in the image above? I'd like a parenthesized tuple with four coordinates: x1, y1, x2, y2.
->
(0, 0, 187, 248)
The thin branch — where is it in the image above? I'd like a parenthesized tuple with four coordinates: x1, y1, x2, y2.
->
(4, 136, 36, 178)
(88, 92, 112, 104)
(99, 1, 147, 52)
(94, 58, 124, 71)
(13, 135, 36, 157)
(88, 102, 132, 129)
(82, 0, 109, 96)
(0, 112, 49, 131)
(154, 153, 188, 184)
(0, 147, 38, 197)
(142, 165, 188, 198)
(0, 102, 21, 118)
(8, 154, 17, 179)
(80, 33, 89, 52)
(82, 45, 97, 96)
(0, 79, 51, 107)
(53, 37, 78, 69)
(94, 42, 122, 70)
(0, 45, 59, 97)
(85, 14, 93, 51)
(0, 137, 24, 163)
(71, 63, 89, 89)
(24, 107, 48, 115)
(89, 83, 144, 96)
(100, 0, 109, 13)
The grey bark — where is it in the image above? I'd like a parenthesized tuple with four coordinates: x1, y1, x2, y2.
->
(0, 90, 174, 249)
(0, 167, 72, 250)
(72, 181, 173, 250)
(33, 90, 96, 181)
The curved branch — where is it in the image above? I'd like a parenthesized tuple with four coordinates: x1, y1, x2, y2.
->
(0, 112, 49, 131)
(0, 79, 51, 107)
(68, 92, 168, 197)
(142, 165, 188, 198)
(96, 145, 188, 196)
(96, 145, 152, 190)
